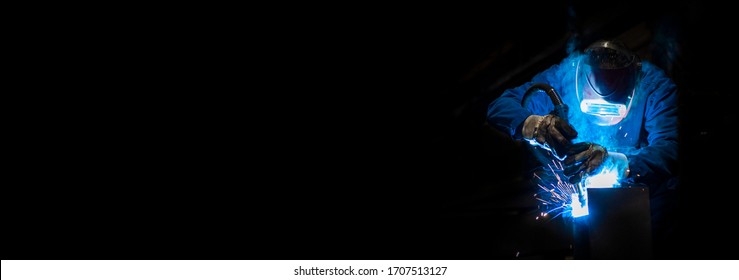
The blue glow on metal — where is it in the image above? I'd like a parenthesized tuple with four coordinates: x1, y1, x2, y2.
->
(533, 148, 626, 219)
(584, 166, 619, 188)
(570, 193, 589, 218)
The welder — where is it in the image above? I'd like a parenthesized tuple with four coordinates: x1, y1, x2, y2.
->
(487, 40, 678, 256)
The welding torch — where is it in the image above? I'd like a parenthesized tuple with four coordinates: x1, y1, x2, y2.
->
(522, 83, 586, 206)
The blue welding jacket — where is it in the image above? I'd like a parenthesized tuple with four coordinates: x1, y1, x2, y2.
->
(488, 52, 679, 192)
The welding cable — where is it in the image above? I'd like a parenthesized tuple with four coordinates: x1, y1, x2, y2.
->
(523, 83, 568, 121)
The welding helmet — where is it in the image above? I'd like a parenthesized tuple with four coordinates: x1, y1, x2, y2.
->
(575, 40, 641, 126)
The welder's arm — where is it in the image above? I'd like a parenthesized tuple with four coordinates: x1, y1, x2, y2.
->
(487, 81, 540, 139)
(624, 76, 679, 187)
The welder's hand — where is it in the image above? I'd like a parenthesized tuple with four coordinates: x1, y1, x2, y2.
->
(563, 142, 608, 184)
(522, 114, 578, 157)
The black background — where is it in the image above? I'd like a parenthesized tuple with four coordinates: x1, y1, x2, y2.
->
(6, 1, 736, 259)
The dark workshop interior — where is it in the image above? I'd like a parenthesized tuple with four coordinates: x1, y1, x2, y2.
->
(4, 1, 735, 260)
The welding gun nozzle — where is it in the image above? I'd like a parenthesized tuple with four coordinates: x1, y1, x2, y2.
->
(575, 178, 587, 207)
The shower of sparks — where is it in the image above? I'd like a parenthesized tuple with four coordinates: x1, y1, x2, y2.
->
(534, 160, 587, 220)
(533, 157, 624, 219)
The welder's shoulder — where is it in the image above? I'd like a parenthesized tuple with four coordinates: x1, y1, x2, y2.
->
(640, 62, 672, 82)
(640, 62, 677, 95)
(640, 61, 666, 76)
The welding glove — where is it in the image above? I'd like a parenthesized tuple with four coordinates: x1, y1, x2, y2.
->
(522, 114, 578, 158)
(563, 142, 608, 184)
(564, 144, 631, 185)
(607, 152, 630, 183)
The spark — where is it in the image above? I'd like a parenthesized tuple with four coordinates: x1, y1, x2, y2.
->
(526, 139, 567, 161)
(533, 159, 624, 220)
(533, 162, 586, 220)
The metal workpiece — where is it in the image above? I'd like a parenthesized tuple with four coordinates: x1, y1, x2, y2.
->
(573, 187, 652, 259)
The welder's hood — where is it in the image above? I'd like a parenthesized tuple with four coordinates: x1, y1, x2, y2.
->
(576, 40, 641, 126)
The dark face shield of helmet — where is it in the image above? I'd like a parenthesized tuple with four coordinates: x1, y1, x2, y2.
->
(585, 47, 638, 105)
(576, 41, 640, 126)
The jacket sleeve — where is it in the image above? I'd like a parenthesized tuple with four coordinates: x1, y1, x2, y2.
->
(625, 65, 679, 188)
(487, 64, 561, 139)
